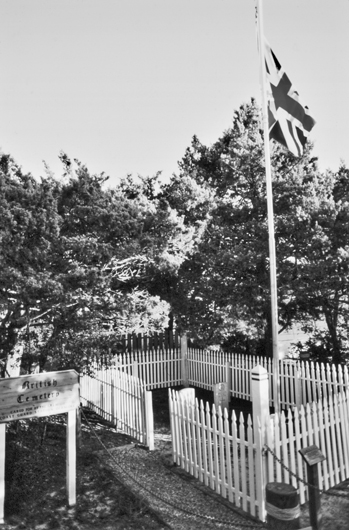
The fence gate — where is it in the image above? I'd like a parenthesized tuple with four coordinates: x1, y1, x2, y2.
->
(80, 366, 154, 449)
(169, 388, 265, 521)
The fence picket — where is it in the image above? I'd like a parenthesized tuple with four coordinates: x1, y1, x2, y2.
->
(287, 408, 298, 490)
(247, 416, 255, 517)
(329, 394, 340, 485)
(323, 396, 335, 488)
(266, 418, 274, 484)
(206, 402, 214, 490)
(312, 401, 323, 489)
(339, 393, 349, 475)
(218, 407, 226, 498)
(333, 393, 346, 481)
(201, 400, 209, 487)
(280, 411, 289, 484)
(231, 410, 240, 508)
(274, 413, 282, 483)
(195, 399, 202, 481)
(239, 412, 247, 513)
(224, 408, 233, 503)
(317, 397, 329, 491)
(212, 404, 220, 494)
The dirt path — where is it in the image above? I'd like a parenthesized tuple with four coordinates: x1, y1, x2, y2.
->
(87, 413, 349, 530)
(93, 429, 266, 530)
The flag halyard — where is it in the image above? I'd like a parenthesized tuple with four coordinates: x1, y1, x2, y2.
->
(264, 39, 315, 157)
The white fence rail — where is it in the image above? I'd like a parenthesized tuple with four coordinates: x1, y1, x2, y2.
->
(80, 366, 154, 449)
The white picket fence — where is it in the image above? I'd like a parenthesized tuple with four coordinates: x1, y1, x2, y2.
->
(266, 391, 349, 505)
(80, 344, 349, 522)
(92, 344, 349, 410)
(80, 365, 154, 448)
(169, 388, 265, 519)
(187, 348, 349, 407)
(170, 368, 349, 522)
(107, 348, 182, 389)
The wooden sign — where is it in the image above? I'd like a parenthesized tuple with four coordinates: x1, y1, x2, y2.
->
(0, 370, 79, 524)
(0, 370, 79, 422)
(299, 445, 326, 467)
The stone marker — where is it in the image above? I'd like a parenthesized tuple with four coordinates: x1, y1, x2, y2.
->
(213, 382, 229, 410)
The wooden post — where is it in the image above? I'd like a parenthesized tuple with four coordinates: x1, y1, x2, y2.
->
(299, 445, 326, 530)
(252, 365, 270, 522)
(295, 370, 302, 409)
(144, 390, 154, 450)
(180, 334, 189, 387)
(76, 407, 82, 450)
(66, 409, 76, 506)
(0, 424, 5, 524)
(251, 365, 270, 444)
(266, 482, 300, 529)
(225, 361, 232, 403)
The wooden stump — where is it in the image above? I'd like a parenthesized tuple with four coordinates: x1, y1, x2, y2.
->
(266, 482, 300, 529)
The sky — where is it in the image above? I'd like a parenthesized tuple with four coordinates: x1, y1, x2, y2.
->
(0, 0, 348, 186)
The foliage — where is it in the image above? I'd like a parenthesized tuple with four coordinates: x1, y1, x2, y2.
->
(285, 164, 349, 363)
(159, 99, 349, 362)
(2, 97, 349, 369)
(0, 154, 198, 374)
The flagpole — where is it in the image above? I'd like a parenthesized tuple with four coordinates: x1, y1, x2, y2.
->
(255, 0, 280, 416)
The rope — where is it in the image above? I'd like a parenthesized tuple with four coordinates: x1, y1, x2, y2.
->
(81, 407, 267, 529)
(264, 445, 349, 499)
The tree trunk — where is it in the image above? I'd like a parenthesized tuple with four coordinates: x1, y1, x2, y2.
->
(5, 343, 23, 377)
(4, 324, 24, 377)
(264, 307, 273, 358)
(324, 306, 342, 364)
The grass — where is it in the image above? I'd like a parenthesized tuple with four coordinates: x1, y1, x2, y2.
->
(3, 413, 167, 530)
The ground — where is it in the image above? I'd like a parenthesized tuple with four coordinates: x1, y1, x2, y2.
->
(1, 387, 349, 529)
(4, 413, 166, 530)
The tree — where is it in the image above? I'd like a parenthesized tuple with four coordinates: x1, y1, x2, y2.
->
(0, 154, 198, 375)
(161, 99, 336, 356)
(0, 154, 62, 375)
(287, 164, 349, 363)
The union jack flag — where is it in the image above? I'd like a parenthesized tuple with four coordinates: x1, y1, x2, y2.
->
(264, 39, 315, 157)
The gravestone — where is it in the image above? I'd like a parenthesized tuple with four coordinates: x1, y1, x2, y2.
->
(213, 382, 229, 410)
(179, 387, 195, 405)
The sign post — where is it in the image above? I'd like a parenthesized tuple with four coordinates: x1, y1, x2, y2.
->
(67, 409, 77, 506)
(0, 425, 5, 525)
(0, 370, 80, 522)
(299, 445, 326, 530)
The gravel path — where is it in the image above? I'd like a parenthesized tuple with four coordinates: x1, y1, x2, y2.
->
(83, 404, 349, 530)
(94, 430, 267, 530)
